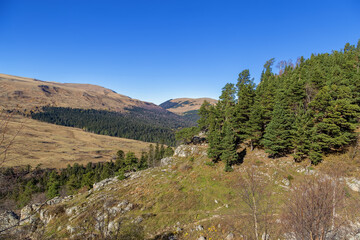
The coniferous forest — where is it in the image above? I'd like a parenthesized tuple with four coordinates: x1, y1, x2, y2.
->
(197, 41, 360, 169)
(0, 143, 173, 209)
(31, 106, 196, 146)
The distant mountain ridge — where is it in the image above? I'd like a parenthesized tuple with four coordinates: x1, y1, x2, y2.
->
(0, 73, 196, 145)
(0, 73, 160, 113)
(160, 97, 217, 115)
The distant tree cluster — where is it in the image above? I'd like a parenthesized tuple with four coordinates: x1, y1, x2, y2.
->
(31, 107, 195, 146)
(197, 41, 360, 168)
(0, 144, 173, 209)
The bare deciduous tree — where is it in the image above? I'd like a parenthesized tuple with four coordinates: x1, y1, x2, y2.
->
(238, 165, 276, 240)
(281, 175, 346, 240)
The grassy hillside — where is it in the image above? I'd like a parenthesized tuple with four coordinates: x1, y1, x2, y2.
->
(160, 98, 217, 115)
(0, 73, 159, 113)
(1, 115, 151, 169)
(0, 73, 197, 145)
(8, 142, 360, 239)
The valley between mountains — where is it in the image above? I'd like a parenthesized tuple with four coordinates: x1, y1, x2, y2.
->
(1, 40, 360, 239)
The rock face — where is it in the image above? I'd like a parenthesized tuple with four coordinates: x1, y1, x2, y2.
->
(0, 211, 19, 232)
(160, 157, 174, 166)
(93, 176, 119, 191)
(345, 177, 360, 192)
(174, 145, 207, 158)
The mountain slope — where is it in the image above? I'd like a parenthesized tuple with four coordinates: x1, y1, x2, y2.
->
(160, 98, 217, 115)
(2, 115, 151, 169)
(4, 144, 360, 239)
(0, 73, 159, 113)
(0, 73, 196, 145)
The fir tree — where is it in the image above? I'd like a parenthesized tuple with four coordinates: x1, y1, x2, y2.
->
(221, 121, 237, 172)
(138, 152, 148, 170)
(262, 89, 294, 157)
(291, 108, 312, 161)
(234, 69, 256, 142)
(309, 85, 360, 164)
(197, 100, 212, 132)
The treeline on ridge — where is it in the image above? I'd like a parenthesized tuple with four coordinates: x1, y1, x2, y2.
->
(31, 106, 196, 146)
(194, 41, 360, 170)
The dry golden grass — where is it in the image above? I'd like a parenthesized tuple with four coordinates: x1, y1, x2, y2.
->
(164, 97, 217, 115)
(0, 73, 160, 113)
(2, 115, 151, 168)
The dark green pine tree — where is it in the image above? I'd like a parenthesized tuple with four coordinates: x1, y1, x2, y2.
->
(197, 100, 212, 132)
(138, 151, 148, 170)
(207, 83, 236, 162)
(234, 69, 256, 142)
(262, 89, 294, 157)
(115, 150, 125, 169)
(291, 107, 312, 162)
(124, 152, 139, 171)
(160, 144, 165, 159)
(218, 83, 236, 121)
(164, 146, 174, 157)
(148, 144, 155, 167)
(207, 107, 223, 162)
(247, 58, 277, 149)
(100, 162, 113, 179)
(247, 102, 265, 150)
(154, 143, 160, 161)
(221, 121, 237, 172)
(46, 171, 60, 199)
(309, 85, 360, 164)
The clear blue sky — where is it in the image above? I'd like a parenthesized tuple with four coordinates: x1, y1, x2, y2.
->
(0, 0, 359, 104)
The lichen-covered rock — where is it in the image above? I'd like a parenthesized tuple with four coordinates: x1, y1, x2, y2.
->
(225, 232, 235, 240)
(195, 225, 204, 231)
(281, 178, 290, 187)
(174, 145, 207, 158)
(47, 196, 62, 205)
(108, 221, 119, 232)
(117, 200, 129, 208)
(0, 211, 19, 232)
(160, 157, 174, 166)
(124, 203, 133, 212)
(66, 225, 76, 234)
(132, 216, 143, 224)
(20, 203, 42, 225)
(39, 209, 53, 225)
(65, 206, 79, 216)
(93, 177, 118, 191)
(345, 177, 360, 192)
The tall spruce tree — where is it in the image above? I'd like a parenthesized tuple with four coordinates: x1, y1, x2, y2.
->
(198, 100, 212, 132)
(234, 69, 256, 142)
(207, 83, 236, 162)
(309, 85, 360, 164)
(221, 121, 237, 172)
(291, 107, 312, 161)
(262, 89, 294, 157)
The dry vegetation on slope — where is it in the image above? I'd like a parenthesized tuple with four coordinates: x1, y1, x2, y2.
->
(1, 115, 150, 169)
(0, 73, 160, 113)
(6, 142, 360, 239)
(160, 98, 217, 115)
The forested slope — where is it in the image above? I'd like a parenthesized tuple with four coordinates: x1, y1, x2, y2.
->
(31, 106, 196, 146)
(197, 41, 360, 169)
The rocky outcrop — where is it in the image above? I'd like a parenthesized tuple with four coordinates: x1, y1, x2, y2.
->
(93, 176, 119, 191)
(345, 177, 360, 192)
(160, 157, 174, 166)
(0, 211, 19, 232)
(174, 145, 207, 158)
